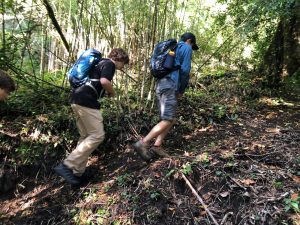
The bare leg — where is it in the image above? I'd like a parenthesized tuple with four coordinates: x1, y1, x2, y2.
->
(154, 119, 176, 146)
(143, 120, 173, 145)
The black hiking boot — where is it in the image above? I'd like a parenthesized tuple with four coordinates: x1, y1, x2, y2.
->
(54, 163, 81, 186)
(133, 140, 153, 162)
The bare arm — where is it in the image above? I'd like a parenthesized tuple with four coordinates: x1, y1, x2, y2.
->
(100, 78, 115, 97)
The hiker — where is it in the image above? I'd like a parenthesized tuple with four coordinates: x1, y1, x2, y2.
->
(0, 70, 16, 101)
(54, 48, 129, 185)
(133, 32, 199, 162)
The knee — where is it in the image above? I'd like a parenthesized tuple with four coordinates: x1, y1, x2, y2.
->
(97, 133, 105, 143)
(92, 132, 105, 144)
(169, 118, 176, 122)
(162, 118, 176, 124)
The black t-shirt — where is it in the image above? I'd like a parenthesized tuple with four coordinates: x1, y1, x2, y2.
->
(70, 58, 116, 109)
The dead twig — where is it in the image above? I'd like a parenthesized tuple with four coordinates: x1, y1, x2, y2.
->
(220, 211, 233, 225)
(256, 192, 289, 204)
(181, 173, 220, 225)
(125, 117, 140, 139)
(228, 176, 247, 190)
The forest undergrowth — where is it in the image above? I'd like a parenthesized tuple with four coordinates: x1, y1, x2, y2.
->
(0, 72, 300, 225)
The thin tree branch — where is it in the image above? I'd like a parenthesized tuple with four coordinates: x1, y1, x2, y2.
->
(8, 63, 68, 91)
(181, 173, 219, 225)
(42, 0, 70, 52)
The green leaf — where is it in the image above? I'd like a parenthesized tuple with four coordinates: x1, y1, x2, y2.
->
(290, 202, 299, 212)
(284, 205, 290, 212)
(182, 163, 193, 175)
(166, 169, 176, 177)
(216, 171, 223, 176)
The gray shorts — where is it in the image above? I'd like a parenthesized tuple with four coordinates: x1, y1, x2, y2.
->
(156, 77, 177, 121)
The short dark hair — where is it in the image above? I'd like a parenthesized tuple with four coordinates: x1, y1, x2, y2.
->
(0, 70, 16, 92)
(108, 48, 129, 64)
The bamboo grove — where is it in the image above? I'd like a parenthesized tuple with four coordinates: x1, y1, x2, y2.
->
(0, 0, 298, 113)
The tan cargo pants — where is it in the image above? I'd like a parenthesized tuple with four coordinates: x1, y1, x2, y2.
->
(64, 104, 105, 176)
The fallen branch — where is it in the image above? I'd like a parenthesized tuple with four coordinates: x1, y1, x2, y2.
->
(228, 176, 247, 190)
(0, 129, 20, 138)
(256, 192, 290, 204)
(181, 173, 219, 225)
(220, 211, 233, 225)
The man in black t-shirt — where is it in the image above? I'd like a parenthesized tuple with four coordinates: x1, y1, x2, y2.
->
(55, 48, 129, 185)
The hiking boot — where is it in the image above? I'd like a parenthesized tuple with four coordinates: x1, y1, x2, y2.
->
(133, 140, 152, 162)
(77, 167, 98, 185)
(150, 145, 170, 158)
(54, 163, 81, 186)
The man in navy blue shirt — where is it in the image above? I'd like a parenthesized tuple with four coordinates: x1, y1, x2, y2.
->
(133, 32, 199, 161)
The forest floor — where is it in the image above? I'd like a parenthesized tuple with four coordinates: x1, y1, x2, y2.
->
(0, 84, 300, 225)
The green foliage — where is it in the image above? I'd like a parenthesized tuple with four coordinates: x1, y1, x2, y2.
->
(273, 181, 284, 189)
(166, 169, 176, 177)
(83, 188, 97, 201)
(215, 170, 223, 176)
(284, 194, 300, 213)
(150, 191, 161, 201)
(1, 0, 297, 99)
(296, 156, 300, 166)
(196, 152, 211, 168)
(212, 0, 296, 70)
(0, 80, 76, 165)
(212, 104, 227, 119)
(281, 71, 300, 96)
(181, 162, 193, 175)
(2, 84, 69, 117)
(117, 173, 132, 187)
(15, 143, 41, 165)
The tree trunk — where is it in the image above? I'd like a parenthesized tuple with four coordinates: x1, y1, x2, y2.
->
(261, 2, 300, 86)
(1, 0, 5, 57)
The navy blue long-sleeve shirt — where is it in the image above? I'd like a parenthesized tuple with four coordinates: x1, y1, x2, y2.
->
(170, 41, 193, 94)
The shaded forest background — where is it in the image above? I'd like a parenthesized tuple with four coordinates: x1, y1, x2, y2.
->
(0, 0, 300, 224)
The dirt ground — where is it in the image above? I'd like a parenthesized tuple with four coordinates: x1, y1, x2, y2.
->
(0, 98, 300, 225)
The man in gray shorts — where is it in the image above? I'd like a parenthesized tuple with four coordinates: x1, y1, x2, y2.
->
(133, 32, 199, 161)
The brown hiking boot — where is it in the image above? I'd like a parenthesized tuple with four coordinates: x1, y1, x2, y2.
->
(133, 140, 152, 162)
(150, 146, 170, 158)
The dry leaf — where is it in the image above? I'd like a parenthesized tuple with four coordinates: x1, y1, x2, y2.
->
(154, 172, 161, 178)
(265, 128, 281, 133)
(184, 151, 191, 157)
(183, 135, 193, 140)
(176, 199, 183, 206)
(291, 193, 299, 200)
(220, 192, 230, 198)
(198, 127, 208, 132)
(203, 192, 211, 200)
(240, 179, 256, 186)
(291, 175, 300, 185)
(200, 210, 207, 216)
(243, 192, 251, 197)
(266, 112, 277, 119)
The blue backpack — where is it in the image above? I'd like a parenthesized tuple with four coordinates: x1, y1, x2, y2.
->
(150, 39, 179, 79)
(68, 48, 102, 88)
